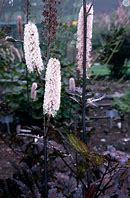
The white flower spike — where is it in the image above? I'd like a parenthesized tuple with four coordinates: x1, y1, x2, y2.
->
(43, 58, 61, 117)
(24, 21, 44, 74)
(76, 4, 94, 75)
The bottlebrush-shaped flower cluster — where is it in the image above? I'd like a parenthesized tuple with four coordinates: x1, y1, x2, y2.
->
(76, 4, 93, 75)
(24, 22, 61, 117)
(24, 22, 44, 74)
(43, 58, 61, 117)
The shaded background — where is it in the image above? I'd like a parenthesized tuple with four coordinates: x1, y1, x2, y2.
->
(0, 0, 120, 24)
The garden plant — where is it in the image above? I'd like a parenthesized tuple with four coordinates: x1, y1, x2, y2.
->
(0, 0, 130, 198)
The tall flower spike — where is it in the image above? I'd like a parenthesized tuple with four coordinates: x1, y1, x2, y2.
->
(42, 0, 58, 42)
(76, 4, 94, 75)
(24, 21, 44, 74)
(43, 58, 61, 117)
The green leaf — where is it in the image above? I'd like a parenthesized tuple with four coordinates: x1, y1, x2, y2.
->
(90, 153, 105, 166)
(68, 134, 105, 166)
(68, 134, 89, 157)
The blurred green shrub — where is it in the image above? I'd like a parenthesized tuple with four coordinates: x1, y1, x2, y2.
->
(93, 6, 130, 78)
(0, 61, 43, 122)
(113, 91, 130, 114)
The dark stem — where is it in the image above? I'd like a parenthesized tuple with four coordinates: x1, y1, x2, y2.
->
(21, 43, 30, 105)
(44, 116, 50, 198)
(96, 163, 120, 197)
(20, 39, 30, 105)
(59, 154, 87, 190)
(82, 0, 94, 144)
(47, 138, 87, 193)
(82, 0, 87, 144)
(44, 135, 48, 198)
(25, 65, 30, 104)
(87, 0, 95, 15)
(25, 0, 30, 24)
(94, 162, 110, 197)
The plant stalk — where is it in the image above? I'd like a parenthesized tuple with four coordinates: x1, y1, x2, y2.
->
(44, 116, 50, 198)
(82, 0, 94, 144)
(25, 0, 30, 24)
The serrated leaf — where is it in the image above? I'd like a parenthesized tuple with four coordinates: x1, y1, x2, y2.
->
(68, 134, 89, 157)
(68, 134, 104, 166)
(90, 153, 105, 166)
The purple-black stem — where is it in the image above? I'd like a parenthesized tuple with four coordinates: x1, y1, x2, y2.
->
(44, 134, 48, 198)
(25, 0, 30, 24)
(44, 116, 50, 198)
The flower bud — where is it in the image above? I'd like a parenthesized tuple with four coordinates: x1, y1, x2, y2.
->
(69, 77, 76, 92)
(31, 82, 38, 101)
(17, 15, 23, 40)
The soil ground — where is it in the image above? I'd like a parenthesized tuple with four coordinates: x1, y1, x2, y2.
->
(0, 136, 21, 179)
(88, 79, 130, 152)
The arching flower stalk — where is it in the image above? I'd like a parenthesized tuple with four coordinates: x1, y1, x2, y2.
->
(24, 21, 44, 74)
(76, 4, 94, 76)
(43, 58, 61, 117)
